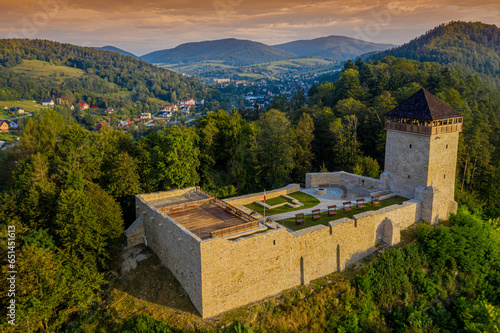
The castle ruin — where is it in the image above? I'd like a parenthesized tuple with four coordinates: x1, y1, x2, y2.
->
(125, 88, 463, 317)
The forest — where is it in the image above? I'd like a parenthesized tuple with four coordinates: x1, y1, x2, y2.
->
(0, 50, 499, 331)
(0, 39, 228, 114)
(371, 21, 500, 89)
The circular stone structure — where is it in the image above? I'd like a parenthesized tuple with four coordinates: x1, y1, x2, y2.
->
(316, 188, 327, 195)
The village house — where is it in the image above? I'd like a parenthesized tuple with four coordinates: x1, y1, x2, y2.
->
(9, 120, 19, 131)
(116, 120, 128, 128)
(95, 122, 108, 130)
(141, 113, 152, 120)
(56, 97, 69, 105)
(178, 98, 196, 106)
(0, 120, 10, 133)
(42, 100, 55, 108)
(160, 105, 178, 113)
(158, 111, 173, 118)
(105, 108, 115, 114)
(9, 107, 25, 114)
(77, 102, 90, 110)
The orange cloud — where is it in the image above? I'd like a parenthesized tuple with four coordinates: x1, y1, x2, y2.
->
(0, 0, 498, 55)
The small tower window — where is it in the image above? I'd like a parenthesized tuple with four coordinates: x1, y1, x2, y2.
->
(444, 174, 446, 179)
(273, 240, 276, 245)
(409, 144, 412, 149)
(408, 175, 411, 179)
(446, 144, 448, 149)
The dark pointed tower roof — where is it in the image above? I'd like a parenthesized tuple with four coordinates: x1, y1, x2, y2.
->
(386, 88, 463, 120)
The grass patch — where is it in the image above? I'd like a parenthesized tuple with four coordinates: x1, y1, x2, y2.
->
(0, 132, 18, 143)
(264, 196, 292, 206)
(245, 191, 320, 216)
(11, 59, 85, 81)
(278, 196, 408, 231)
(0, 100, 49, 118)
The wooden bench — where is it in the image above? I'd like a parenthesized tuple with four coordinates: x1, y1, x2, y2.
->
(371, 195, 380, 205)
(171, 206, 184, 212)
(312, 209, 321, 220)
(356, 198, 365, 209)
(295, 213, 305, 225)
(328, 205, 337, 216)
(343, 201, 351, 212)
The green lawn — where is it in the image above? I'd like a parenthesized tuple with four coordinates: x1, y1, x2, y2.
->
(245, 191, 321, 216)
(278, 196, 408, 231)
(0, 132, 18, 143)
(0, 100, 49, 118)
(11, 59, 85, 81)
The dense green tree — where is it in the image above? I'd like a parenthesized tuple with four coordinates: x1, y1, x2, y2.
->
(197, 110, 256, 195)
(139, 126, 200, 191)
(292, 113, 315, 182)
(330, 115, 360, 171)
(255, 109, 295, 189)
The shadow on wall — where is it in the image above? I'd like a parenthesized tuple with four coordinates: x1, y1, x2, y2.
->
(376, 217, 394, 246)
(114, 244, 201, 317)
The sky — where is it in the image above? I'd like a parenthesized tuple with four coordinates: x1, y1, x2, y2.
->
(0, 0, 498, 56)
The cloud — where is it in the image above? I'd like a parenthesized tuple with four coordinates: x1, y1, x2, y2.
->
(0, 0, 498, 54)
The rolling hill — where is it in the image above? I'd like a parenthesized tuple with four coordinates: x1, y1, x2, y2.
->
(141, 38, 296, 67)
(273, 36, 396, 62)
(370, 21, 500, 88)
(0, 39, 209, 110)
(94, 46, 138, 59)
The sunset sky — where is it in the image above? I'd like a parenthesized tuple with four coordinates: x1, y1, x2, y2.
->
(1, 0, 499, 55)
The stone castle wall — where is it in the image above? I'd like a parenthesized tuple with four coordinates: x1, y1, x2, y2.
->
(305, 171, 383, 190)
(427, 131, 460, 206)
(125, 216, 145, 247)
(224, 184, 300, 206)
(384, 130, 432, 199)
(135, 194, 204, 314)
(198, 199, 420, 317)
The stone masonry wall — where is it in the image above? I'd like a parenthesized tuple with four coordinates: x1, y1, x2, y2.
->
(125, 216, 145, 247)
(139, 187, 196, 202)
(224, 184, 300, 206)
(136, 195, 204, 315)
(305, 171, 383, 190)
(199, 199, 420, 317)
(384, 130, 431, 199)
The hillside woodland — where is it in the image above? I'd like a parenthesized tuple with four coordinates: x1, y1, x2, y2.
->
(371, 21, 500, 88)
(0, 37, 499, 332)
(0, 39, 227, 114)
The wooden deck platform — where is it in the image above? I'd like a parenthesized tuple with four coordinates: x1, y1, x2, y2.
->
(167, 203, 252, 240)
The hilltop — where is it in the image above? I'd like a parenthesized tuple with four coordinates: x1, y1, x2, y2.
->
(142, 36, 396, 78)
(93, 46, 138, 59)
(0, 39, 213, 112)
(273, 35, 396, 62)
(370, 21, 500, 88)
(141, 38, 296, 67)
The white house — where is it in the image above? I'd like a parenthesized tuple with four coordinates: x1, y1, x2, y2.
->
(42, 100, 55, 107)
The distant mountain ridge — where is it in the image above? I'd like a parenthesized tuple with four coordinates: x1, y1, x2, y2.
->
(94, 46, 138, 59)
(273, 36, 396, 62)
(140, 36, 398, 68)
(141, 38, 296, 67)
(369, 21, 500, 88)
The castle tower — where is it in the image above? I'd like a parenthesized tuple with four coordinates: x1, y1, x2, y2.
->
(383, 88, 463, 224)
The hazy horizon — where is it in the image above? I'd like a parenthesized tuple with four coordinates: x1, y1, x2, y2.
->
(1, 0, 499, 55)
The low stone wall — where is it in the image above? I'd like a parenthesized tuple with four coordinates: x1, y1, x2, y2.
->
(139, 187, 197, 202)
(305, 172, 383, 190)
(224, 184, 300, 206)
(125, 216, 145, 247)
(198, 199, 420, 317)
